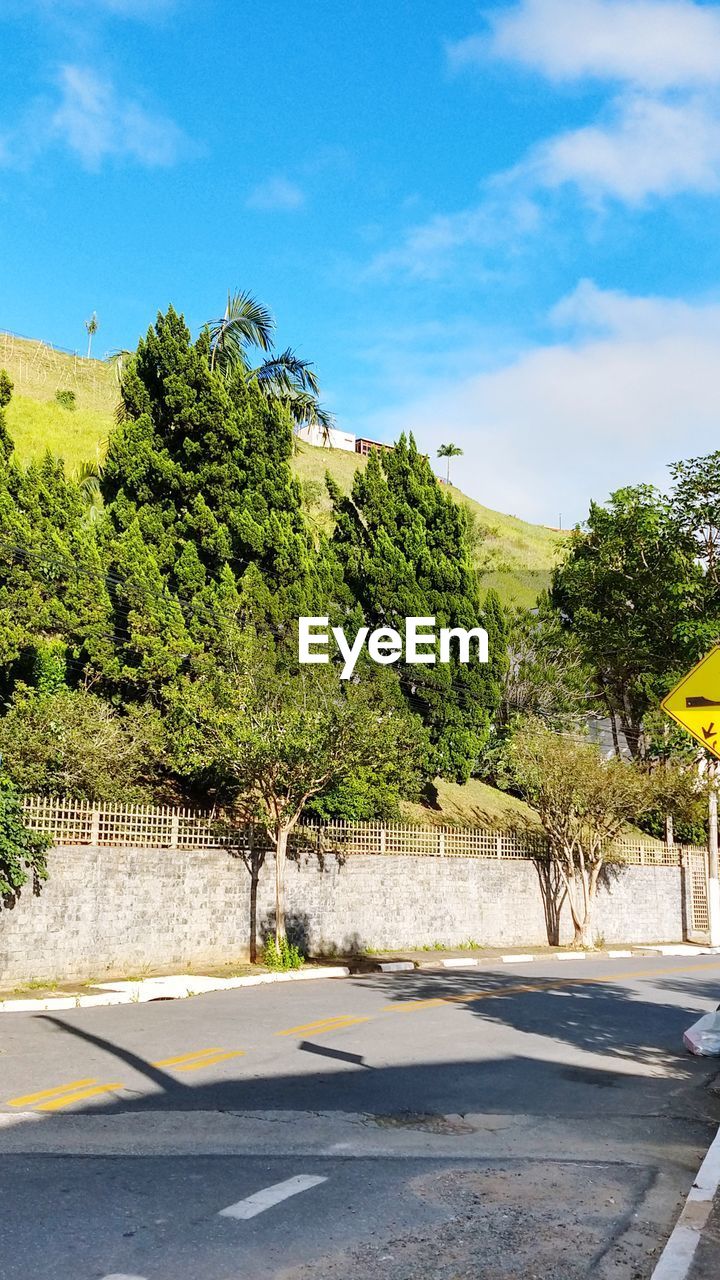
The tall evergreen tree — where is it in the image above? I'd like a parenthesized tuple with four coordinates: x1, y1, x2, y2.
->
(0, 375, 112, 699)
(328, 435, 506, 781)
(102, 307, 342, 629)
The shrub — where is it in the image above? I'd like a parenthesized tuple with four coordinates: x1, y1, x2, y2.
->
(55, 389, 76, 410)
(263, 936, 304, 971)
(0, 770, 50, 904)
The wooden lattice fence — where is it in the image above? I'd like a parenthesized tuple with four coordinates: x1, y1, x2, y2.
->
(20, 795, 704, 867)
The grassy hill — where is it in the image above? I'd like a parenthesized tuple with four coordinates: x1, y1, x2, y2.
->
(2, 333, 117, 474)
(401, 778, 542, 831)
(1, 332, 564, 603)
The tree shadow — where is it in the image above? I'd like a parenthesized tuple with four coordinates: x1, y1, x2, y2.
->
(19, 967, 720, 1124)
(532, 857, 566, 945)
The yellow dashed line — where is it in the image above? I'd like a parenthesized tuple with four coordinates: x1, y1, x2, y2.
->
(276, 1016, 371, 1036)
(35, 1082, 124, 1111)
(152, 1047, 224, 1067)
(173, 1050, 245, 1072)
(8, 1078, 97, 1108)
(382, 998, 447, 1014)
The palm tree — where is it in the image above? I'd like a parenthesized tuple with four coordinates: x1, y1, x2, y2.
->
(437, 442, 463, 484)
(84, 312, 98, 359)
(73, 455, 105, 522)
(207, 290, 333, 441)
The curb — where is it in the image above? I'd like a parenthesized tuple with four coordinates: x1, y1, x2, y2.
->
(2, 944, 718, 1014)
(650, 1126, 720, 1280)
(0, 966, 351, 1014)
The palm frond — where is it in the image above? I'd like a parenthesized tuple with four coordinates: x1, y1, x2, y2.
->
(254, 348, 320, 396)
(209, 289, 275, 374)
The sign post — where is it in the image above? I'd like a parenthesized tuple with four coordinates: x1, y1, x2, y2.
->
(709, 772, 720, 947)
(661, 646, 720, 947)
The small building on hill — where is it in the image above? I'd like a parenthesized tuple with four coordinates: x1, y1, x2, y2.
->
(295, 424, 356, 452)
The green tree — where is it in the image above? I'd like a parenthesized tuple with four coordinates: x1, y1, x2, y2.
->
(505, 721, 653, 946)
(0, 688, 164, 802)
(329, 435, 506, 781)
(0, 370, 14, 463)
(103, 307, 341, 631)
(500, 596, 596, 732)
(552, 485, 707, 758)
(0, 768, 49, 904)
(670, 451, 720, 588)
(0, 390, 111, 703)
(436, 442, 463, 484)
(169, 626, 428, 953)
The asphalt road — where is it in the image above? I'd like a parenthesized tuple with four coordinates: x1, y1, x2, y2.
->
(1, 955, 719, 1280)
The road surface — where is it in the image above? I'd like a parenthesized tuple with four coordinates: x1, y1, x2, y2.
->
(1, 954, 719, 1279)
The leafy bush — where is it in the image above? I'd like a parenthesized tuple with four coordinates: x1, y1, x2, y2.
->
(263, 936, 304, 971)
(55, 389, 76, 410)
(0, 688, 165, 802)
(0, 769, 50, 904)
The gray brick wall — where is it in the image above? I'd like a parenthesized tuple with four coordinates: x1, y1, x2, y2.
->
(0, 846, 686, 985)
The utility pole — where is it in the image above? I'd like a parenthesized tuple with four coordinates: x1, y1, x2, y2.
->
(709, 770, 720, 946)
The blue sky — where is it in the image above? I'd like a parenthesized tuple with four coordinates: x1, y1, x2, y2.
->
(3, 0, 720, 524)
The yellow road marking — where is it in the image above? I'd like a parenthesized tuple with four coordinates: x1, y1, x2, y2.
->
(35, 1082, 124, 1111)
(276, 1016, 371, 1036)
(8, 1078, 97, 1108)
(383, 998, 447, 1014)
(152, 1048, 224, 1067)
(174, 1050, 245, 1072)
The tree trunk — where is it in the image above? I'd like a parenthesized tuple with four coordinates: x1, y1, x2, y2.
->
(572, 916, 593, 947)
(275, 825, 289, 945)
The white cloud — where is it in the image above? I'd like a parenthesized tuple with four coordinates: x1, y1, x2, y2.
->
(51, 65, 185, 169)
(531, 92, 720, 201)
(367, 86, 720, 278)
(450, 0, 720, 90)
(245, 175, 305, 212)
(367, 193, 540, 279)
(362, 282, 720, 525)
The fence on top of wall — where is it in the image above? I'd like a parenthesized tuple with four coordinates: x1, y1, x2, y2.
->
(20, 794, 704, 868)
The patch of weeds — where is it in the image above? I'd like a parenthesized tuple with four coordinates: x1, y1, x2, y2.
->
(263, 937, 304, 971)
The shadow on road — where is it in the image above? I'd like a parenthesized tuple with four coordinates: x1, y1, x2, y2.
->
(9, 967, 717, 1125)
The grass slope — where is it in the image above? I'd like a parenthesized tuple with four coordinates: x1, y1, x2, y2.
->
(2, 333, 117, 478)
(401, 778, 542, 831)
(2, 332, 564, 599)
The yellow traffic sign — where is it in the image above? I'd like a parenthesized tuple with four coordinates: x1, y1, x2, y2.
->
(661, 646, 720, 758)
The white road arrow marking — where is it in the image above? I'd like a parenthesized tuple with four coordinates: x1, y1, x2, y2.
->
(219, 1174, 328, 1220)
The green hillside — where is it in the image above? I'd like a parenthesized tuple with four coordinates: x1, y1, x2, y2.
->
(2, 332, 117, 474)
(1, 331, 564, 602)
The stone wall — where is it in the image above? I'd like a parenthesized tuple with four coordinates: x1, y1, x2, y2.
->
(0, 845, 687, 985)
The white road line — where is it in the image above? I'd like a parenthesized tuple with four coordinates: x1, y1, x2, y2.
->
(219, 1174, 328, 1220)
(101, 1274, 148, 1279)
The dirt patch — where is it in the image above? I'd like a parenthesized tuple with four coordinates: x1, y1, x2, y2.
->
(280, 1161, 654, 1280)
(367, 1112, 476, 1135)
